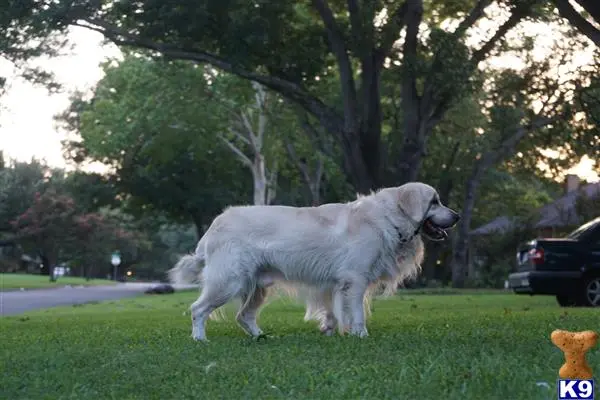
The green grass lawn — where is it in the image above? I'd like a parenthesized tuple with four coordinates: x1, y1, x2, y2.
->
(1, 291, 598, 400)
(0, 273, 115, 291)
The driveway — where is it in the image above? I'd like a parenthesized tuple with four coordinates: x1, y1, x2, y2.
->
(0, 282, 197, 316)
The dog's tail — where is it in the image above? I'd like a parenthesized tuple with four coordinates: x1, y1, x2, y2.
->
(167, 238, 207, 286)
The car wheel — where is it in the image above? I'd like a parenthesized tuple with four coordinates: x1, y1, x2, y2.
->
(582, 275, 600, 307)
(556, 294, 580, 307)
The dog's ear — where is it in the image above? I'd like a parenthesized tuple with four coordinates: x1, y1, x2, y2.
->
(397, 186, 432, 224)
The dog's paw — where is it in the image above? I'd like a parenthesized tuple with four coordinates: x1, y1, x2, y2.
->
(191, 333, 209, 342)
(320, 327, 335, 336)
(254, 333, 274, 342)
(348, 328, 369, 338)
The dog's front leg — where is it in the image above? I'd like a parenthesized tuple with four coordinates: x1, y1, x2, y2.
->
(347, 281, 369, 338)
(334, 279, 369, 338)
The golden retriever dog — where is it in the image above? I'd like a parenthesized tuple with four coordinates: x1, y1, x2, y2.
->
(169, 182, 459, 341)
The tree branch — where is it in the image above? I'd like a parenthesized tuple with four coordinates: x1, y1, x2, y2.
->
(228, 127, 251, 147)
(73, 19, 342, 134)
(481, 115, 554, 170)
(401, 0, 424, 136)
(471, 1, 535, 64)
(377, 1, 409, 63)
(293, 106, 336, 159)
(311, 0, 359, 131)
(239, 110, 259, 152)
(285, 140, 312, 185)
(266, 162, 278, 205)
(253, 83, 268, 151)
(347, 0, 374, 58)
(284, 140, 324, 205)
(452, 0, 494, 38)
(555, 0, 600, 47)
(574, 0, 600, 22)
(218, 135, 253, 168)
(347, 0, 364, 47)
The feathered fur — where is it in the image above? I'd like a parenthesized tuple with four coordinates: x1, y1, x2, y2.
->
(168, 182, 458, 341)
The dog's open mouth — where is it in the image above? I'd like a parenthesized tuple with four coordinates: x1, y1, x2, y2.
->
(422, 218, 448, 241)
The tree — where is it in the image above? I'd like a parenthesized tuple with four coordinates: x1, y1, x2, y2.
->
(10, 189, 147, 281)
(218, 82, 278, 205)
(8, 0, 551, 192)
(449, 35, 600, 287)
(11, 190, 79, 280)
(57, 55, 252, 237)
(50, 170, 120, 213)
(69, 207, 149, 280)
(554, 0, 600, 47)
(0, 158, 49, 234)
(0, 0, 65, 100)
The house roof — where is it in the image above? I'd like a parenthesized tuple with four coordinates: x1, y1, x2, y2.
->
(470, 181, 600, 235)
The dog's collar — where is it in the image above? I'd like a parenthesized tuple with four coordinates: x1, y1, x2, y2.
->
(387, 218, 420, 243)
(392, 200, 433, 243)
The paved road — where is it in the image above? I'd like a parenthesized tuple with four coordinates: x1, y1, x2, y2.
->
(0, 282, 198, 316)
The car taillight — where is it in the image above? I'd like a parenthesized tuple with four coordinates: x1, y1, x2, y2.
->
(528, 247, 544, 265)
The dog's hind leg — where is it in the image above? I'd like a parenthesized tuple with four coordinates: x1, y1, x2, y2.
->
(303, 288, 337, 336)
(320, 310, 337, 336)
(316, 290, 337, 336)
(236, 286, 268, 337)
(332, 286, 349, 335)
(190, 273, 243, 342)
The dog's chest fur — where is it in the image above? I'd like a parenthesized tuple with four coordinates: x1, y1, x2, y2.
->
(370, 234, 424, 286)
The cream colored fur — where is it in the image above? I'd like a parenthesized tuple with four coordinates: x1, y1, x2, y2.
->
(168, 182, 457, 341)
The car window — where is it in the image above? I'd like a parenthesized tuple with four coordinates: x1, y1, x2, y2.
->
(567, 217, 600, 240)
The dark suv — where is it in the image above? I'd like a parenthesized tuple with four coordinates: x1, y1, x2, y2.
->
(507, 216, 600, 307)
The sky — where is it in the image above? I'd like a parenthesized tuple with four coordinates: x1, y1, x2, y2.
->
(0, 19, 598, 182)
(0, 27, 121, 172)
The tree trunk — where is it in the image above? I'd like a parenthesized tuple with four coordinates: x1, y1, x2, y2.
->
(450, 174, 479, 288)
(358, 58, 382, 190)
(191, 214, 205, 241)
(76, 0, 533, 197)
(40, 252, 56, 282)
(449, 116, 553, 287)
(221, 82, 278, 205)
(339, 132, 376, 193)
(252, 154, 268, 206)
(422, 141, 460, 282)
(422, 176, 455, 281)
(284, 140, 324, 206)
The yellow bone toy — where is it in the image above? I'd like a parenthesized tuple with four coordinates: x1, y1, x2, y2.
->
(550, 329, 598, 379)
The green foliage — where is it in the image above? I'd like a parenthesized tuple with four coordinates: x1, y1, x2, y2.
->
(62, 55, 253, 229)
(133, 221, 198, 280)
(62, 53, 352, 224)
(0, 0, 65, 91)
(49, 170, 119, 212)
(10, 190, 147, 278)
(422, 27, 476, 102)
(0, 159, 49, 233)
(574, 71, 600, 168)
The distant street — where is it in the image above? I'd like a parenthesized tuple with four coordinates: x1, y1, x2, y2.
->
(0, 282, 197, 316)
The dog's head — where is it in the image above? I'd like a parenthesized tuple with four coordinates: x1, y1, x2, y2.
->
(397, 182, 460, 241)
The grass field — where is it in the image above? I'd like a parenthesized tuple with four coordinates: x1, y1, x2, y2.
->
(0, 273, 115, 291)
(1, 291, 598, 399)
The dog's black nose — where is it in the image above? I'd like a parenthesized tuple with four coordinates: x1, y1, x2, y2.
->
(452, 211, 460, 223)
